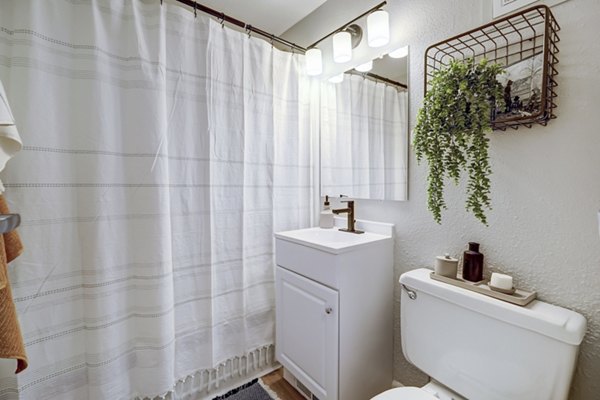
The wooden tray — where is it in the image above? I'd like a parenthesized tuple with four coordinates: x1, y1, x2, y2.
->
(430, 272, 537, 307)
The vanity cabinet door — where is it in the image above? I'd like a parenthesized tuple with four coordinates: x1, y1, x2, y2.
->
(275, 266, 339, 400)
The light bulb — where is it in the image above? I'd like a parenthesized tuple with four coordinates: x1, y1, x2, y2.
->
(333, 31, 352, 63)
(328, 73, 344, 83)
(355, 60, 373, 72)
(388, 46, 409, 59)
(305, 48, 323, 76)
(367, 10, 390, 48)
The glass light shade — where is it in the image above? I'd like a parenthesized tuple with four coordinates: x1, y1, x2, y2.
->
(355, 60, 373, 72)
(328, 73, 344, 83)
(333, 31, 352, 63)
(388, 46, 409, 59)
(305, 48, 323, 76)
(367, 10, 390, 48)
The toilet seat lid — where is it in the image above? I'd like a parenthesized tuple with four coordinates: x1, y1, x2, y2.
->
(371, 387, 438, 400)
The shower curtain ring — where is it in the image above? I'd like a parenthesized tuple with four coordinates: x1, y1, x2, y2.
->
(246, 25, 252, 38)
(193, 1, 197, 18)
(220, 13, 225, 28)
(270, 34, 275, 47)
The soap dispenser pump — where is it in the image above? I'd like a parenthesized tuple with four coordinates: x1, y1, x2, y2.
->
(319, 195, 334, 229)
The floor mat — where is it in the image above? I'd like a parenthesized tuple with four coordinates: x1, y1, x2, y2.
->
(212, 379, 278, 400)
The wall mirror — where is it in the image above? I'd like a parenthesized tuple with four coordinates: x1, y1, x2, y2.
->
(319, 48, 409, 201)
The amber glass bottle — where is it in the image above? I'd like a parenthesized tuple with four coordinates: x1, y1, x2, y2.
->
(462, 242, 484, 282)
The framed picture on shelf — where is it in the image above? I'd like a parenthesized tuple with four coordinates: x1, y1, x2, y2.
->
(493, 54, 543, 124)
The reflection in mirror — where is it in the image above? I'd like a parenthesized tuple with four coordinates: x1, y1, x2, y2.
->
(320, 48, 408, 201)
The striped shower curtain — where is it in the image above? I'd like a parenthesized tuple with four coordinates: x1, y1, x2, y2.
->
(0, 0, 314, 398)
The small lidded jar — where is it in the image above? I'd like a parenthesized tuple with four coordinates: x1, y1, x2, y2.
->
(434, 253, 459, 278)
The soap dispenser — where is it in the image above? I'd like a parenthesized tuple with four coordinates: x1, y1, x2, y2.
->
(319, 195, 334, 229)
(462, 242, 484, 282)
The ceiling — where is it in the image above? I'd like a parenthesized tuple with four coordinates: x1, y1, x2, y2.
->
(195, 0, 328, 36)
(281, 0, 382, 47)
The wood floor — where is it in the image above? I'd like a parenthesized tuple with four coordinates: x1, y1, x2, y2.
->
(261, 368, 305, 400)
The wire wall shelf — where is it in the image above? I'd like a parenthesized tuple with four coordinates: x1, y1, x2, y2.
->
(424, 5, 560, 131)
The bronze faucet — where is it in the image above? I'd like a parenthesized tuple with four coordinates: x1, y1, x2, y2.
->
(332, 199, 364, 234)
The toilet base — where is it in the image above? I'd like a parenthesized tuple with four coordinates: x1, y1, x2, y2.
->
(371, 380, 466, 400)
(422, 380, 466, 400)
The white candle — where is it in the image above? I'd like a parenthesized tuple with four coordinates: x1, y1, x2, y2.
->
(490, 273, 513, 290)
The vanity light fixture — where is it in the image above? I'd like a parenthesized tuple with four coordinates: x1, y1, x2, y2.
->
(328, 73, 344, 83)
(388, 45, 409, 59)
(355, 60, 373, 72)
(304, 2, 388, 76)
(333, 31, 352, 63)
(306, 47, 323, 76)
(367, 9, 389, 48)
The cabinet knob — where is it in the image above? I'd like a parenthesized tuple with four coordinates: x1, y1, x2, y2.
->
(325, 307, 333, 314)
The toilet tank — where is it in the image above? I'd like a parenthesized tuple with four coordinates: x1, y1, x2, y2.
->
(400, 269, 586, 400)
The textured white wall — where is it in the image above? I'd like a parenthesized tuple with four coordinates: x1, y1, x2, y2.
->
(286, 0, 600, 398)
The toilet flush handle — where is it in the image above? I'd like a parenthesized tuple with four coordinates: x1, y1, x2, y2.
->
(402, 284, 417, 300)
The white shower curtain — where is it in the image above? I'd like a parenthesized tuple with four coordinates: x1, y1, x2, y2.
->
(0, 1, 313, 399)
(320, 75, 407, 200)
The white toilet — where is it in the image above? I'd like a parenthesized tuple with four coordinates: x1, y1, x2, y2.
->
(373, 268, 586, 400)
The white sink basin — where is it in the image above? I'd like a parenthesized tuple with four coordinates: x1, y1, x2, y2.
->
(275, 223, 391, 255)
(274, 218, 394, 290)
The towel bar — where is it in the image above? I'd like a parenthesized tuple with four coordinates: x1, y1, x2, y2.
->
(0, 214, 20, 233)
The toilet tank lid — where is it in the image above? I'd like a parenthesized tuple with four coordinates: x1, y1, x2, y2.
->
(400, 269, 587, 345)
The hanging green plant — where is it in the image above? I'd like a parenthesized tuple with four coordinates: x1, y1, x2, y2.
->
(414, 58, 505, 225)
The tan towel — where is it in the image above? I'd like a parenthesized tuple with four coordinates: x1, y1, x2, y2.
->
(0, 194, 26, 373)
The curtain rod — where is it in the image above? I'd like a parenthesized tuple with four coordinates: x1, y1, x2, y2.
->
(307, 1, 387, 49)
(169, 0, 307, 53)
(347, 70, 407, 90)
